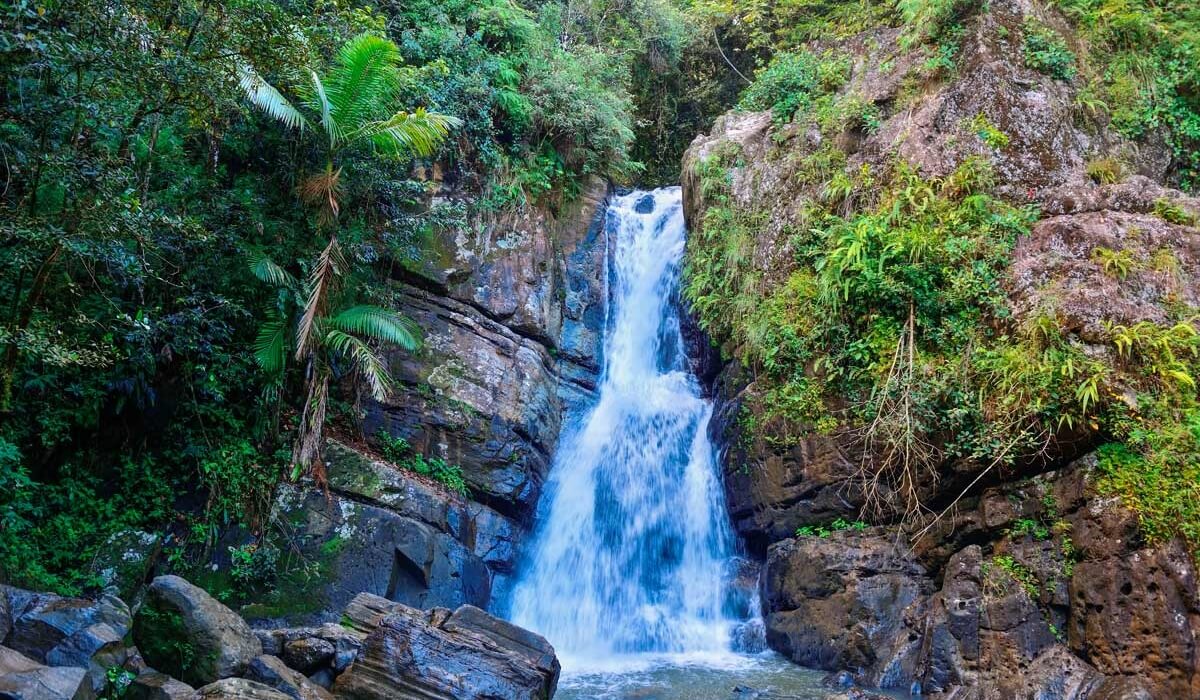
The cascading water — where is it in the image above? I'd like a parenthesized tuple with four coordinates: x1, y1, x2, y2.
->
(509, 187, 737, 666)
(508, 188, 852, 699)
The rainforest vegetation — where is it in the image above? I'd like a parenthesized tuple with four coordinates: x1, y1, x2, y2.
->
(2, 0, 1199, 600)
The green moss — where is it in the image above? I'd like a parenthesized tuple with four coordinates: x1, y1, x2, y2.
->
(134, 605, 197, 679)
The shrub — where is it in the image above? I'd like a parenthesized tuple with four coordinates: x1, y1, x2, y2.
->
(1023, 21, 1076, 80)
(739, 51, 850, 122)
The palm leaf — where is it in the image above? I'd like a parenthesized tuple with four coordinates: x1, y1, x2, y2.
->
(296, 237, 347, 360)
(324, 329, 393, 400)
(248, 250, 298, 289)
(253, 317, 290, 374)
(353, 108, 463, 157)
(327, 305, 423, 351)
(326, 33, 401, 132)
(304, 70, 341, 149)
(238, 64, 308, 130)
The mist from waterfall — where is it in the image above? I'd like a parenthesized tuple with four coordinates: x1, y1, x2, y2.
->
(509, 187, 739, 671)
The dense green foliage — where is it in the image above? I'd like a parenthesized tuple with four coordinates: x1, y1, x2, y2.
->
(0, 0, 717, 594)
(684, 0, 1200, 547)
(3, 0, 1199, 597)
(1052, 0, 1200, 188)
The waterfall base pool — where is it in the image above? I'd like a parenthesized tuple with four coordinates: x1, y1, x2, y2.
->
(554, 653, 905, 700)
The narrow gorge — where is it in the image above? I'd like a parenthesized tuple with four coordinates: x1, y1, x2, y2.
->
(2, 0, 1199, 698)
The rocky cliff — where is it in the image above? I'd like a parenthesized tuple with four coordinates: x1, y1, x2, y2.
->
(681, 0, 1200, 696)
(242, 179, 612, 624)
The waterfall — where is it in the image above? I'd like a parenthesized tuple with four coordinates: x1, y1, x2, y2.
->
(510, 187, 738, 670)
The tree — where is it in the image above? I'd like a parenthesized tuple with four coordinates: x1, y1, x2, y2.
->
(239, 32, 462, 481)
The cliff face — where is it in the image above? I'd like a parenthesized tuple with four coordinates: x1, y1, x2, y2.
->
(259, 179, 612, 622)
(682, 0, 1200, 695)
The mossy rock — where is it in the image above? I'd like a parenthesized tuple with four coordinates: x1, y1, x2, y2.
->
(133, 575, 261, 686)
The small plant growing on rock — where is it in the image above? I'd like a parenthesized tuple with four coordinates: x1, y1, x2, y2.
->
(1086, 157, 1124, 185)
(374, 429, 470, 496)
(966, 113, 1010, 149)
(1153, 198, 1198, 226)
(228, 542, 279, 592)
(1022, 21, 1076, 81)
(1091, 246, 1137, 279)
(796, 517, 868, 537)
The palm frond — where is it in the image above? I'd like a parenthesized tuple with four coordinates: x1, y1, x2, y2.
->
(304, 70, 341, 149)
(327, 305, 423, 351)
(238, 64, 308, 130)
(326, 33, 401, 132)
(248, 250, 298, 289)
(296, 236, 347, 360)
(353, 108, 463, 157)
(297, 165, 343, 227)
(253, 317, 290, 374)
(324, 329, 394, 400)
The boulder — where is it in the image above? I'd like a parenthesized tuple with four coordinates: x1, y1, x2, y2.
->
(88, 530, 161, 600)
(2, 588, 131, 668)
(0, 645, 93, 700)
(242, 655, 332, 700)
(126, 671, 195, 700)
(254, 624, 360, 674)
(280, 638, 334, 675)
(133, 576, 261, 686)
(762, 532, 931, 688)
(189, 678, 291, 700)
(332, 601, 558, 700)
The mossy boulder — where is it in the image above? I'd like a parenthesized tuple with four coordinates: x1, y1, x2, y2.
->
(132, 575, 261, 686)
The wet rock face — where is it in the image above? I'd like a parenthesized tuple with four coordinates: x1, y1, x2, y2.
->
(260, 441, 519, 625)
(362, 177, 611, 528)
(706, 366, 865, 557)
(1069, 540, 1200, 698)
(755, 457, 1200, 698)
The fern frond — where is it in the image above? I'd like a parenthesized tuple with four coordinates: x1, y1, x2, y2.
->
(324, 329, 393, 400)
(327, 305, 422, 351)
(304, 71, 341, 149)
(238, 64, 308, 130)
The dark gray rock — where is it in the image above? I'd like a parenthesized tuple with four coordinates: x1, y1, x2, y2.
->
(242, 655, 332, 700)
(3, 589, 130, 668)
(268, 485, 491, 622)
(254, 624, 362, 675)
(132, 576, 261, 686)
(126, 671, 194, 700)
(280, 638, 333, 675)
(332, 601, 558, 700)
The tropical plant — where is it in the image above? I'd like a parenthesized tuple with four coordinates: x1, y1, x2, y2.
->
(238, 33, 462, 227)
(250, 249, 422, 483)
(240, 33, 459, 480)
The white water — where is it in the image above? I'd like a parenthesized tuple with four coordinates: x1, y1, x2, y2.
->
(509, 187, 740, 672)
